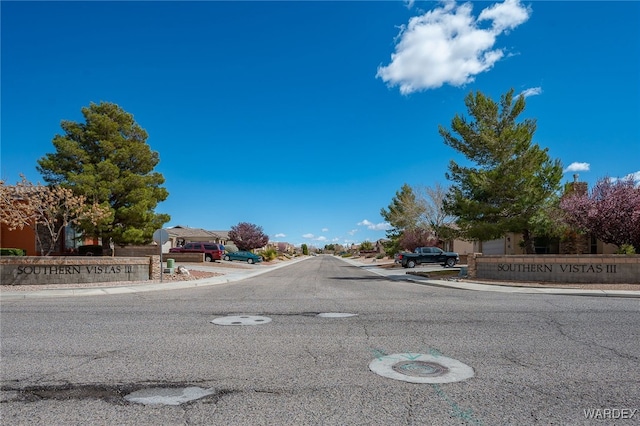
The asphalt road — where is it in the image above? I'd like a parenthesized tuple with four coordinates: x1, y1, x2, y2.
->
(1, 255, 639, 425)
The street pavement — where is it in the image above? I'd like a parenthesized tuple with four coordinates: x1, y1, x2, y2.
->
(1, 255, 639, 425)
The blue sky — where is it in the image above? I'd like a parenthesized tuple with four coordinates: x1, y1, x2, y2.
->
(2, 1, 639, 247)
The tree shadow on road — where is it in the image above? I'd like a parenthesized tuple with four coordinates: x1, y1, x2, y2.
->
(327, 275, 410, 282)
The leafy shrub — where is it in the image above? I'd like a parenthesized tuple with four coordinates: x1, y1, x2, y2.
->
(616, 244, 636, 255)
(261, 248, 278, 261)
(0, 248, 26, 256)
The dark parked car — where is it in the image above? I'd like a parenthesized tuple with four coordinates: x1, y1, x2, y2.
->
(169, 242, 225, 262)
(397, 246, 460, 268)
(223, 251, 262, 264)
(78, 245, 104, 256)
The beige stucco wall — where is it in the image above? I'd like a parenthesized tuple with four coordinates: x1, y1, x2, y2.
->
(452, 239, 474, 255)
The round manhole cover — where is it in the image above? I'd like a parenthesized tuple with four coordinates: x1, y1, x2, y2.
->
(210, 315, 272, 326)
(391, 360, 450, 377)
(369, 353, 474, 384)
(317, 313, 358, 318)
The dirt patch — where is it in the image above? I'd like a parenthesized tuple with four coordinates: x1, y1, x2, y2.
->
(407, 270, 460, 279)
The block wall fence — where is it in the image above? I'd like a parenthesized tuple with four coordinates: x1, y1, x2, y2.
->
(467, 254, 640, 284)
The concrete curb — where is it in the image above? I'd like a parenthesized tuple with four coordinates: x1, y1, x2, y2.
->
(0, 257, 310, 301)
(337, 256, 640, 299)
(405, 277, 640, 298)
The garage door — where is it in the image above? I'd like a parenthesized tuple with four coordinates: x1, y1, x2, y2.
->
(482, 239, 505, 255)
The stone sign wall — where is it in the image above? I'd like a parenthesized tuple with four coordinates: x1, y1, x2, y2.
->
(468, 254, 640, 284)
(0, 256, 153, 286)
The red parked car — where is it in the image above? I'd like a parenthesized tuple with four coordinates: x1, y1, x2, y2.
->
(169, 242, 225, 262)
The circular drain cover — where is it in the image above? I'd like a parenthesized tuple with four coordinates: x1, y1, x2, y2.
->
(210, 315, 272, 326)
(369, 353, 474, 384)
(317, 313, 358, 318)
(124, 386, 216, 405)
(391, 360, 450, 377)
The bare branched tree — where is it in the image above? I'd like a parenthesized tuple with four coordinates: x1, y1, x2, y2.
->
(414, 183, 457, 239)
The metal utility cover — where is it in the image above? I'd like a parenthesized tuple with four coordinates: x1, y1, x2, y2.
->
(210, 315, 272, 326)
(369, 353, 474, 384)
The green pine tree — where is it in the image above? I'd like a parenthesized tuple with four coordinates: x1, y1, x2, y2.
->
(37, 102, 170, 247)
(439, 89, 563, 253)
(380, 183, 426, 254)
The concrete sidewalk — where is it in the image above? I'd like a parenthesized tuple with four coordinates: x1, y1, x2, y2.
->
(338, 257, 640, 299)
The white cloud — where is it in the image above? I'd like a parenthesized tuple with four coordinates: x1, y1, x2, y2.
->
(347, 229, 358, 236)
(302, 233, 329, 242)
(563, 162, 590, 173)
(377, 0, 531, 94)
(372, 222, 392, 231)
(358, 219, 392, 231)
(478, 0, 531, 33)
(321, 228, 329, 232)
(623, 171, 640, 183)
(274, 233, 286, 238)
(612, 171, 640, 185)
(519, 86, 542, 98)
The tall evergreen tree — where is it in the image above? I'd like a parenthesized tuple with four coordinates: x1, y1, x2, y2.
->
(439, 89, 563, 253)
(37, 102, 170, 247)
(380, 183, 426, 253)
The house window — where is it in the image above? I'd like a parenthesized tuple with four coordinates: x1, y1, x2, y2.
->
(64, 225, 81, 253)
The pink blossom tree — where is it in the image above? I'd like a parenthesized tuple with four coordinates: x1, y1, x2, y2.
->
(0, 176, 111, 255)
(228, 222, 269, 251)
(560, 176, 640, 251)
(398, 227, 440, 252)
